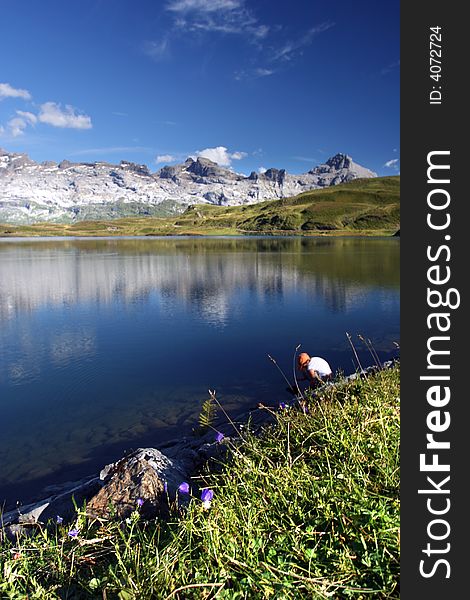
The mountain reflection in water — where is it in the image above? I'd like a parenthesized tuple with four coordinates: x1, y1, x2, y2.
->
(0, 236, 399, 507)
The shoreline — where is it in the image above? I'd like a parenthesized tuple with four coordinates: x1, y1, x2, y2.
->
(0, 230, 400, 239)
(1, 360, 398, 534)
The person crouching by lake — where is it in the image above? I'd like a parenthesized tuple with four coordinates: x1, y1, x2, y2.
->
(297, 352, 333, 390)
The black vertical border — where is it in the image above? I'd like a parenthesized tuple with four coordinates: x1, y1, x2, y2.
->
(401, 2, 467, 597)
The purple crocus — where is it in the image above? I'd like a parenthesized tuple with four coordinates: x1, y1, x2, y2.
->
(68, 528, 79, 538)
(178, 482, 190, 494)
(215, 431, 224, 443)
(136, 498, 144, 507)
(56, 515, 63, 525)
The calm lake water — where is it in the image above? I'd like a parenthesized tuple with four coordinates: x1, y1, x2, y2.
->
(0, 236, 399, 508)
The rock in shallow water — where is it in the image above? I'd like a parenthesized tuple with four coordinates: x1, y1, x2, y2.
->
(86, 447, 190, 519)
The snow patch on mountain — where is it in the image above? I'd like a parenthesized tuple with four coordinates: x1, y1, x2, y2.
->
(0, 148, 377, 224)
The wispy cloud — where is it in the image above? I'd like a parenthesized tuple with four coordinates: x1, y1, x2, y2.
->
(196, 145, 247, 166)
(235, 67, 275, 80)
(292, 155, 317, 163)
(5, 111, 38, 137)
(381, 60, 400, 76)
(234, 21, 334, 80)
(271, 22, 334, 63)
(142, 38, 170, 61)
(165, 0, 269, 39)
(69, 146, 152, 157)
(384, 158, 399, 170)
(167, 0, 241, 12)
(38, 102, 92, 129)
(156, 154, 177, 163)
(0, 82, 32, 101)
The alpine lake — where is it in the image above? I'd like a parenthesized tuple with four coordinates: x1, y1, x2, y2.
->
(0, 236, 399, 509)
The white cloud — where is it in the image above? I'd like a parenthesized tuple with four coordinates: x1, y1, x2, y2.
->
(0, 82, 32, 100)
(196, 146, 247, 166)
(69, 146, 151, 157)
(156, 154, 177, 163)
(16, 110, 37, 124)
(255, 68, 274, 77)
(384, 158, 400, 169)
(6, 117, 27, 137)
(292, 155, 317, 163)
(258, 166, 267, 174)
(230, 150, 247, 160)
(166, 0, 269, 39)
(142, 38, 170, 61)
(381, 60, 400, 76)
(5, 111, 37, 137)
(167, 0, 241, 12)
(38, 102, 92, 129)
(236, 66, 275, 80)
(271, 22, 334, 62)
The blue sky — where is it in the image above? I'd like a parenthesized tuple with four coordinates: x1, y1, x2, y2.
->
(0, 0, 399, 176)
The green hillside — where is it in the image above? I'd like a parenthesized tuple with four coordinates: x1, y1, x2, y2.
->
(0, 176, 400, 237)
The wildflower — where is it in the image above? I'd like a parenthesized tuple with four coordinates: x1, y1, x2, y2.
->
(68, 528, 79, 538)
(56, 515, 63, 524)
(13, 552, 21, 560)
(136, 498, 144, 507)
(178, 482, 190, 494)
(164, 481, 168, 493)
(279, 402, 286, 410)
(215, 431, 224, 443)
(201, 488, 214, 509)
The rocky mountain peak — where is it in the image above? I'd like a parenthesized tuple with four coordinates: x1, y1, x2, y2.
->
(185, 157, 226, 178)
(261, 168, 286, 185)
(325, 153, 352, 170)
(0, 148, 377, 224)
(119, 161, 151, 177)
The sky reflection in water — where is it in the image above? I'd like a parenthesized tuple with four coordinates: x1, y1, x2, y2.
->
(0, 236, 399, 506)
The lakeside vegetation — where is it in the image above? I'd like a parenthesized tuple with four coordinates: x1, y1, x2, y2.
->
(0, 176, 399, 238)
(1, 365, 400, 599)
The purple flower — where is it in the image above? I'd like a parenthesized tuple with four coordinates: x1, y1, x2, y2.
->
(56, 515, 63, 525)
(279, 402, 286, 410)
(216, 431, 224, 443)
(136, 498, 144, 507)
(201, 488, 214, 509)
(164, 481, 168, 493)
(178, 482, 190, 494)
(200, 489, 214, 502)
(68, 528, 79, 538)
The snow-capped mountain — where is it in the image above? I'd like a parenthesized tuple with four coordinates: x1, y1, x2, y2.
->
(0, 149, 376, 224)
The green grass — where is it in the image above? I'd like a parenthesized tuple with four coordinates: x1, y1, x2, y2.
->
(0, 176, 400, 238)
(0, 366, 400, 599)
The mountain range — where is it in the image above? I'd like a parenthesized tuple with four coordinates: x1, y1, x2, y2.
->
(0, 148, 376, 224)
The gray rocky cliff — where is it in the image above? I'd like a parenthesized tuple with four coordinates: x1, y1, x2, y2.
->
(0, 150, 376, 224)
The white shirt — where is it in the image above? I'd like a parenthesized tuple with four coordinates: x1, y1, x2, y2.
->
(307, 356, 332, 378)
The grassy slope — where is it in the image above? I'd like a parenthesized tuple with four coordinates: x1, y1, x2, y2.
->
(0, 176, 400, 237)
(1, 366, 400, 599)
